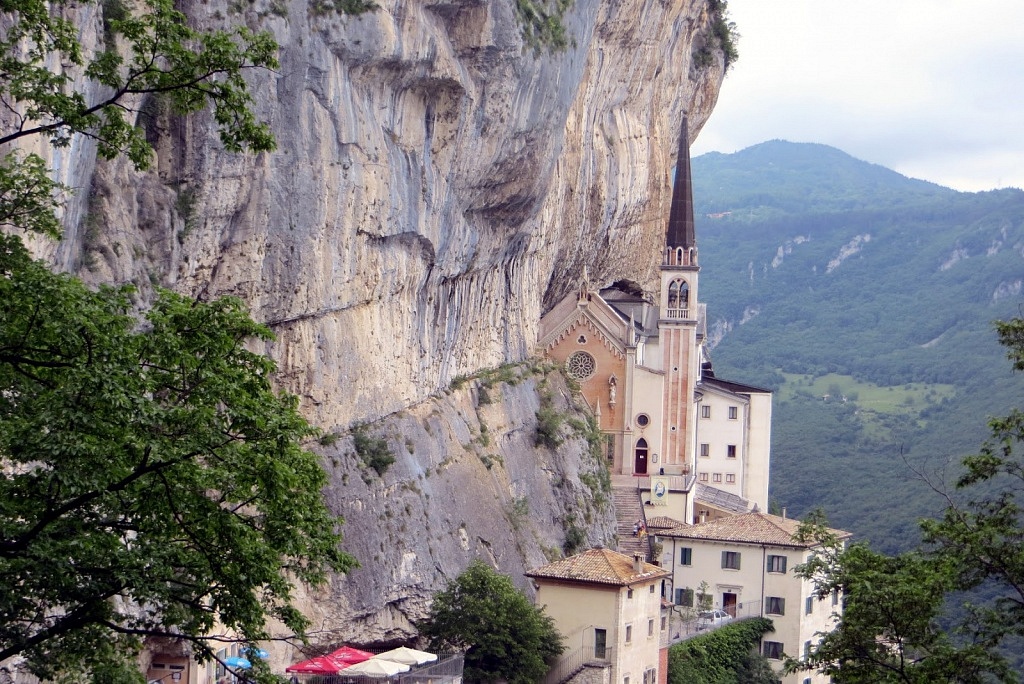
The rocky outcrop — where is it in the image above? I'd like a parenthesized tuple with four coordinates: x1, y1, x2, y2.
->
(287, 365, 617, 651)
(34, 0, 726, 648)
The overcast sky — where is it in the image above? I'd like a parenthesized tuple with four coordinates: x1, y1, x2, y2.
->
(690, 0, 1024, 192)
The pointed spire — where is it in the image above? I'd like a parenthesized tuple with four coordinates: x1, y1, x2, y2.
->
(666, 114, 696, 250)
(578, 264, 591, 302)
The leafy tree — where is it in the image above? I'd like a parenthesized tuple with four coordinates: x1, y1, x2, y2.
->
(418, 560, 564, 684)
(0, 233, 358, 680)
(667, 617, 774, 684)
(917, 318, 1024, 662)
(787, 525, 1002, 683)
(0, 0, 374, 679)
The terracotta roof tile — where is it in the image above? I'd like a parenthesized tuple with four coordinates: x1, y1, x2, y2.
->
(526, 548, 670, 587)
(657, 512, 850, 548)
(646, 515, 684, 530)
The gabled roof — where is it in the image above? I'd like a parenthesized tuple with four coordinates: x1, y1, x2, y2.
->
(646, 515, 685, 531)
(695, 484, 752, 514)
(657, 512, 850, 548)
(527, 548, 670, 587)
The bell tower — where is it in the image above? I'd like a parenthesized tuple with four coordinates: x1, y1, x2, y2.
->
(658, 115, 701, 483)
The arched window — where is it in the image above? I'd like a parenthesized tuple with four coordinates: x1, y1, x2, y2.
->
(675, 247, 684, 265)
(668, 279, 688, 311)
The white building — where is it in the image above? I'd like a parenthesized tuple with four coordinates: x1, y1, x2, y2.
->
(694, 376, 773, 516)
(655, 512, 850, 684)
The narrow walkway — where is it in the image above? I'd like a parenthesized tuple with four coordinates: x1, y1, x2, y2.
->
(611, 479, 648, 559)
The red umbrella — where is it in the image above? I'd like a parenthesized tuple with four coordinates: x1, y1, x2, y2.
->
(327, 646, 374, 665)
(285, 655, 349, 674)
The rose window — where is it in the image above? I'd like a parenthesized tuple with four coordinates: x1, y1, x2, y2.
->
(565, 351, 596, 381)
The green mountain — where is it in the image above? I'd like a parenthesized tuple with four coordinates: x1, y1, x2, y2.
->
(692, 141, 1024, 553)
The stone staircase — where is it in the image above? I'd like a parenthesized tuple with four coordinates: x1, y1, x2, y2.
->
(612, 483, 649, 559)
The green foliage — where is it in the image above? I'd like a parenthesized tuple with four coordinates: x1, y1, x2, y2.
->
(535, 391, 565, 448)
(789, 516, 1011, 683)
(418, 560, 564, 684)
(2, 0, 277, 169)
(667, 617, 775, 684)
(0, 151, 65, 238)
(693, 0, 738, 70)
(351, 426, 395, 476)
(562, 523, 586, 555)
(507, 496, 530, 531)
(0, 234, 357, 679)
(308, 0, 377, 16)
(694, 141, 1024, 552)
(515, 0, 573, 52)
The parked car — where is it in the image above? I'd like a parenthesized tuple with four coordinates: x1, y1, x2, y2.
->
(697, 609, 733, 630)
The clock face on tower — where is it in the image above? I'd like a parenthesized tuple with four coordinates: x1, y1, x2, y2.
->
(565, 351, 596, 381)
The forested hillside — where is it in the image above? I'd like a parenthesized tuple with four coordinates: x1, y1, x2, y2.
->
(693, 141, 1024, 552)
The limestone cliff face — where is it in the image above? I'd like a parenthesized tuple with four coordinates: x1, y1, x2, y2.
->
(65, 0, 724, 427)
(40, 0, 725, 648)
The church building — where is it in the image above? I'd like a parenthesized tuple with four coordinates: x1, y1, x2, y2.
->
(537, 116, 772, 525)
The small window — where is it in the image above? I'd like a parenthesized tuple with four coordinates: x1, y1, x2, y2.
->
(804, 640, 812, 658)
(727, 444, 737, 458)
(700, 442, 710, 457)
(766, 555, 787, 573)
(625, 624, 633, 643)
(805, 597, 814, 615)
(728, 406, 738, 419)
(675, 588, 694, 607)
(627, 588, 634, 599)
(661, 615, 667, 631)
(763, 640, 784, 660)
(712, 473, 722, 483)
(722, 551, 741, 570)
(605, 434, 614, 462)
(649, 584, 655, 594)
(636, 413, 650, 427)
(725, 473, 736, 484)
(803, 679, 812, 684)
(680, 547, 692, 566)
(648, 619, 655, 636)
(832, 589, 840, 606)
(765, 596, 785, 615)
(643, 668, 657, 684)
(624, 677, 629, 684)
(699, 472, 709, 482)
(701, 405, 711, 418)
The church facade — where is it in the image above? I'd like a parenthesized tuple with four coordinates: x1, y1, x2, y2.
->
(537, 116, 772, 525)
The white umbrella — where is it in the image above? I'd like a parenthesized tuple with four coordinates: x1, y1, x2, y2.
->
(372, 647, 438, 666)
(340, 659, 410, 678)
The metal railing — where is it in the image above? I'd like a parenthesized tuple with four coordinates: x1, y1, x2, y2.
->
(543, 646, 614, 684)
(667, 600, 766, 644)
